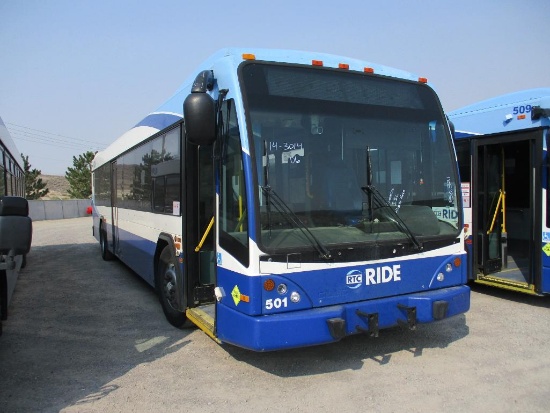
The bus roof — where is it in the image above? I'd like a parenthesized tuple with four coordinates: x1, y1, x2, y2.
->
(93, 47, 431, 169)
(0, 116, 23, 170)
(449, 88, 550, 138)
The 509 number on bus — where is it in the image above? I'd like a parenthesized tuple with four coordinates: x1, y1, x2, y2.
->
(512, 105, 532, 115)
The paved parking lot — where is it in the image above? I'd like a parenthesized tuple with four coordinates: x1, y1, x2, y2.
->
(1, 217, 550, 412)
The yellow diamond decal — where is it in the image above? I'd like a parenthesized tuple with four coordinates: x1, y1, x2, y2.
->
(231, 285, 241, 306)
(543, 243, 550, 257)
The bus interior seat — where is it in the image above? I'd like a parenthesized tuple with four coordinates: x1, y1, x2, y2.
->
(322, 159, 363, 212)
(397, 205, 440, 235)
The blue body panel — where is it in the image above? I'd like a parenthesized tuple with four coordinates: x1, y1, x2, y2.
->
(134, 113, 183, 130)
(449, 88, 550, 137)
(542, 267, 550, 293)
(216, 284, 470, 351)
(116, 226, 157, 285)
(215, 251, 468, 351)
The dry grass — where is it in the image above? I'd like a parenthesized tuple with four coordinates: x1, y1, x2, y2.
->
(39, 175, 71, 200)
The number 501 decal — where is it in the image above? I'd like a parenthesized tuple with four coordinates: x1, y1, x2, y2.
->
(265, 297, 288, 310)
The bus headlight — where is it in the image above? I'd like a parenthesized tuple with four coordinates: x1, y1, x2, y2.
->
(277, 284, 288, 294)
(290, 292, 301, 303)
(437, 272, 445, 282)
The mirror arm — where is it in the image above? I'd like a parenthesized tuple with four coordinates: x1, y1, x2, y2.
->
(191, 70, 214, 93)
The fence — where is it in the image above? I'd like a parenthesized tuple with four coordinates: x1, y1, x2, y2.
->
(28, 199, 92, 221)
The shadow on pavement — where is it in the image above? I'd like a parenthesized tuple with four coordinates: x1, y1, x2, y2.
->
(224, 314, 469, 377)
(0, 240, 190, 413)
(468, 282, 550, 307)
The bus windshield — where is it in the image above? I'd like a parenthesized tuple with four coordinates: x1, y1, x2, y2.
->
(241, 62, 460, 258)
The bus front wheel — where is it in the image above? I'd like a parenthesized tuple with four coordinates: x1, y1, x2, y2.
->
(157, 246, 190, 328)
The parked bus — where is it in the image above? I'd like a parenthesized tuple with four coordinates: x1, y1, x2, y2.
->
(0, 116, 32, 334)
(92, 48, 470, 351)
(0, 117, 25, 197)
(449, 88, 550, 295)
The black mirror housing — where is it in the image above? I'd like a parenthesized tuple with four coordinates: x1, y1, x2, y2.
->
(184, 70, 217, 146)
(184, 93, 216, 145)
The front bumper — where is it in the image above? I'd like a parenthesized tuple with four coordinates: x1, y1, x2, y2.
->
(216, 285, 470, 351)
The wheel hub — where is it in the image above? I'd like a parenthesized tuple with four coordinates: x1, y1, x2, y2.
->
(163, 265, 178, 310)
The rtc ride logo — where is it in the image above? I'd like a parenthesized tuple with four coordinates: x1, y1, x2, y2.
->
(346, 265, 402, 288)
(345, 269, 363, 289)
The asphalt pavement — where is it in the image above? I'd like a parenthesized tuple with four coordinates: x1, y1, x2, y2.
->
(1, 217, 550, 412)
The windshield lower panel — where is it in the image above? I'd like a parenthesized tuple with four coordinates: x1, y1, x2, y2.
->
(240, 62, 461, 260)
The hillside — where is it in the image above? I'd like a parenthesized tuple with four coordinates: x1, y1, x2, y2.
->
(40, 175, 71, 200)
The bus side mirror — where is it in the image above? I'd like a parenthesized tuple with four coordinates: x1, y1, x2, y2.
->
(184, 70, 216, 145)
(532, 106, 550, 121)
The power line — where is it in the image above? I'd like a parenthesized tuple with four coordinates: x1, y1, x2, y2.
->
(11, 131, 104, 151)
(6, 122, 108, 152)
(7, 122, 109, 145)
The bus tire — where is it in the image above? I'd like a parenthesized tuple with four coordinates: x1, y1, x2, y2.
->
(100, 226, 114, 261)
(157, 246, 190, 328)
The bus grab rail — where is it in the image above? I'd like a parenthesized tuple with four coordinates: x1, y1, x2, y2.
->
(195, 217, 215, 252)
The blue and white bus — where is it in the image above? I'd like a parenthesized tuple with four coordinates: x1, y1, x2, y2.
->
(450, 88, 550, 295)
(92, 48, 470, 351)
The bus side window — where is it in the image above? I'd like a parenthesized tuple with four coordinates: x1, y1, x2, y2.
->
(153, 177, 165, 212)
(165, 174, 179, 214)
(1, 149, 6, 196)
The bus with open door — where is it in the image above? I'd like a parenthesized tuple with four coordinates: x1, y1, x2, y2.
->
(450, 88, 550, 295)
(92, 48, 470, 351)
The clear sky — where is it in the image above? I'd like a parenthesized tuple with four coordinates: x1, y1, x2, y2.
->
(1, 0, 549, 175)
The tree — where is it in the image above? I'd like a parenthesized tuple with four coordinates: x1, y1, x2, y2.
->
(65, 151, 95, 199)
(21, 153, 49, 199)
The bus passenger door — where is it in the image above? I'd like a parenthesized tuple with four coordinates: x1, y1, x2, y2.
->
(111, 160, 120, 255)
(184, 142, 216, 308)
(474, 134, 541, 290)
(196, 146, 216, 293)
(476, 144, 503, 275)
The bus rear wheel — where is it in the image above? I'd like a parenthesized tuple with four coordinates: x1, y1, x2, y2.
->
(157, 246, 190, 328)
(100, 226, 114, 261)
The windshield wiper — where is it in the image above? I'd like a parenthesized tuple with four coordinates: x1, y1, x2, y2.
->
(361, 184, 423, 251)
(363, 146, 422, 250)
(261, 185, 332, 260)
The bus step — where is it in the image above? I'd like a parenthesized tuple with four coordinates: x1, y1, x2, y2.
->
(193, 284, 215, 303)
(186, 305, 220, 343)
(475, 276, 540, 296)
